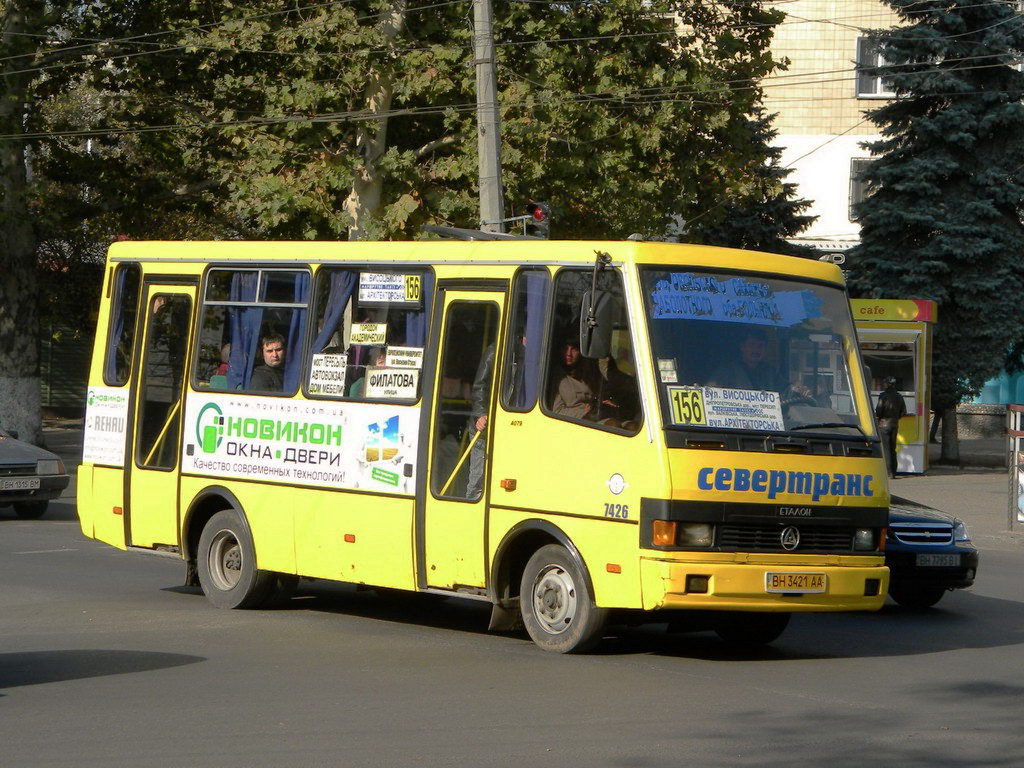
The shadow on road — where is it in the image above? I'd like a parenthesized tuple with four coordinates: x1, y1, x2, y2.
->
(0, 650, 204, 694)
(0, 499, 79, 523)
(279, 581, 1024, 661)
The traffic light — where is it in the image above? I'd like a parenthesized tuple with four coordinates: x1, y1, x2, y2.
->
(525, 202, 550, 239)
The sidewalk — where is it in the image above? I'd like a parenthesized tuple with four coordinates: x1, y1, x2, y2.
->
(928, 437, 1007, 471)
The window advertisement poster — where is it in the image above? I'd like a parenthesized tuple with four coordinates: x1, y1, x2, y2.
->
(385, 346, 424, 369)
(182, 394, 419, 493)
(667, 385, 785, 432)
(350, 323, 387, 345)
(308, 353, 347, 396)
(358, 273, 422, 307)
(83, 387, 131, 466)
(364, 368, 419, 399)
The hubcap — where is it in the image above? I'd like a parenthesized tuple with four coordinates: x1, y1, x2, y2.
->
(532, 564, 578, 635)
(208, 529, 243, 591)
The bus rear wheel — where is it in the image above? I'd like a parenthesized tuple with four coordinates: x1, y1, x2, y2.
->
(197, 509, 274, 609)
(519, 544, 607, 654)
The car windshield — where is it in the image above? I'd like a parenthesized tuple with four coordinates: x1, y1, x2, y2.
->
(641, 268, 872, 436)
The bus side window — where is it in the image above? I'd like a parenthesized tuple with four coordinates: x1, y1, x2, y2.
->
(306, 268, 433, 401)
(193, 269, 310, 395)
(544, 268, 641, 434)
(103, 263, 141, 386)
(501, 268, 550, 412)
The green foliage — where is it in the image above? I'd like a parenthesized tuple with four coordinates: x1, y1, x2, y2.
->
(849, 0, 1024, 407)
(685, 108, 817, 256)
(29, 0, 785, 242)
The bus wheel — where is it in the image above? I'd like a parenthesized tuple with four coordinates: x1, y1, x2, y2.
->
(714, 612, 790, 647)
(197, 510, 274, 609)
(520, 544, 607, 654)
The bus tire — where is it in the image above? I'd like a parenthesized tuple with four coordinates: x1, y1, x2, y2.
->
(519, 544, 607, 654)
(714, 612, 790, 647)
(197, 509, 274, 609)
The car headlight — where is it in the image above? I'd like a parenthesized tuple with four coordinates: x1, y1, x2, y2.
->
(36, 459, 64, 475)
(678, 523, 715, 548)
(853, 528, 878, 551)
(953, 520, 971, 542)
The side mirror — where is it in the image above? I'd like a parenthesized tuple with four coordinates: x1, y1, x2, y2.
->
(579, 290, 613, 359)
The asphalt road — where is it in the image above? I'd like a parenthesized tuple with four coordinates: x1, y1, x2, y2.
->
(3, 439, 1024, 767)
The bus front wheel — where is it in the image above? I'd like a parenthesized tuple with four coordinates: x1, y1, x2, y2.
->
(519, 544, 607, 654)
(197, 509, 274, 609)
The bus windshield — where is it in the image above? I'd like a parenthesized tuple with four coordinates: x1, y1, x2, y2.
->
(641, 268, 871, 437)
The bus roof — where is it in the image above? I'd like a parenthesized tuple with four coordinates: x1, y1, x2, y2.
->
(106, 239, 846, 285)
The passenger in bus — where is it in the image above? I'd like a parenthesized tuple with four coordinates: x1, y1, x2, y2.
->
(348, 347, 385, 398)
(591, 354, 638, 425)
(466, 342, 495, 498)
(709, 327, 812, 404)
(551, 339, 595, 419)
(250, 333, 286, 391)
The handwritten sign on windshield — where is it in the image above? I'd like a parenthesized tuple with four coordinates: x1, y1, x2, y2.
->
(650, 272, 822, 327)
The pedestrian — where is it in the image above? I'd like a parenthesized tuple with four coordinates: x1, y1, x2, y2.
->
(875, 376, 908, 478)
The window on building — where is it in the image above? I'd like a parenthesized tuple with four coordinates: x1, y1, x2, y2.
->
(856, 37, 895, 98)
(849, 157, 875, 221)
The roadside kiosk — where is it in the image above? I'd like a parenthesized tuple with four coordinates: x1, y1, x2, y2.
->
(851, 299, 937, 474)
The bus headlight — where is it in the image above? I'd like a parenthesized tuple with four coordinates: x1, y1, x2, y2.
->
(678, 523, 714, 548)
(853, 528, 877, 551)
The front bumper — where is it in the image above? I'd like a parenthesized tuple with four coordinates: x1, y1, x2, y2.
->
(640, 555, 889, 612)
(0, 474, 70, 506)
(886, 548, 979, 590)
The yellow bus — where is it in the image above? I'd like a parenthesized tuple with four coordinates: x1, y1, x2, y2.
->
(77, 237, 890, 653)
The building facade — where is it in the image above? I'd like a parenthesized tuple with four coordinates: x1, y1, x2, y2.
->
(763, 0, 898, 255)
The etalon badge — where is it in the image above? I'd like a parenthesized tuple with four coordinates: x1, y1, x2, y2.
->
(780, 526, 800, 551)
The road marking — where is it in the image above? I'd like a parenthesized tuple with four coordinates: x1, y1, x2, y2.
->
(13, 548, 78, 554)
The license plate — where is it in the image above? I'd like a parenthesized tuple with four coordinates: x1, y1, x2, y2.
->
(765, 572, 826, 593)
(915, 553, 960, 567)
(0, 477, 40, 491)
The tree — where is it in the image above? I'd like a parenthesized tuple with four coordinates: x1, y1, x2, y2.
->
(848, 0, 1024, 464)
(67, 0, 786, 241)
(685, 107, 817, 255)
(0, 2, 64, 443)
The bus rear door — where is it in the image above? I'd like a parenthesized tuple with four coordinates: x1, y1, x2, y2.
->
(127, 283, 196, 548)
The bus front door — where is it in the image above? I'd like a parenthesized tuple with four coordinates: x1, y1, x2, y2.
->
(127, 283, 195, 549)
(421, 290, 505, 591)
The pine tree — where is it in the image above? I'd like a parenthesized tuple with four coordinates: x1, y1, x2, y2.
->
(686, 108, 817, 256)
(848, 0, 1024, 463)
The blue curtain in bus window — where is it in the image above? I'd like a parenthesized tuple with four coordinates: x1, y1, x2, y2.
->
(311, 270, 356, 352)
(104, 269, 128, 383)
(405, 271, 434, 347)
(227, 272, 260, 390)
(517, 271, 550, 409)
(283, 272, 311, 392)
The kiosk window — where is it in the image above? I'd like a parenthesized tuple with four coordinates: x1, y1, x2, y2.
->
(544, 268, 640, 433)
(104, 263, 141, 386)
(502, 269, 550, 412)
(861, 341, 916, 392)
(305, 268, 432, 401)
(194, 269, 309, 395)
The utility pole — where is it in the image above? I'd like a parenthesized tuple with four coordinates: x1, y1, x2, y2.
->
(473, 0, 505, 233)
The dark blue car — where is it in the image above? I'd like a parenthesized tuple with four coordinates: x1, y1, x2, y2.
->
(886, 495, 979, 608)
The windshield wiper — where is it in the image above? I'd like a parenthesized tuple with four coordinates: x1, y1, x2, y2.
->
(789, 422, 865, 435)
